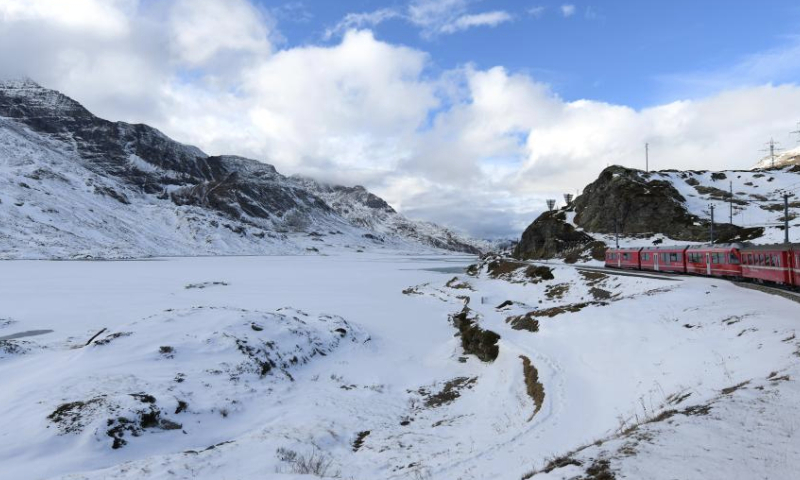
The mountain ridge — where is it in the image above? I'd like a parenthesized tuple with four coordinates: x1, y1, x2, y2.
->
(0, 79, 485, 259)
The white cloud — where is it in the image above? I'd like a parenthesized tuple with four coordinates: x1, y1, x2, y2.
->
(168, 0, 272, 68)
(323, 8, 400, 40)
(0, 0, 135, 37)
(440, 11, 513, 34)
(326, 0, 512, 40)
(528, 6, 546, 18)
(561, 4, 576, 17)
(4, 0, 800, 239)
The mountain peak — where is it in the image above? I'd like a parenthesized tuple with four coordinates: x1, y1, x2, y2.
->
(0, 78, 91, 121)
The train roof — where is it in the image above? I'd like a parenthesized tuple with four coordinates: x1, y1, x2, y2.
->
(740, 243, 800, 252)
(640, 245, 689, 251)
(686, 243, 747, 250)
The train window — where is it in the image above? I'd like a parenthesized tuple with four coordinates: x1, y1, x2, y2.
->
(776, 255, 781, 267)
(661, 253, 667, 262)
(759, 254, 764, 266)
(623, 253, 630, 260)
(669, 253, 678, 262)
(642, 253, 649, 261)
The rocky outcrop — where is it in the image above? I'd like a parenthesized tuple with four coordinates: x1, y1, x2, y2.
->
(571, 166, 761, 242)
(514, 165, 768, 260)
(573, 166, 692, 236)
(514, 211, 594, 260)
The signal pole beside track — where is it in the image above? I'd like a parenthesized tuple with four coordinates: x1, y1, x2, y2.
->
(784, 192, 793, 244)
(709, 204, 715, 244)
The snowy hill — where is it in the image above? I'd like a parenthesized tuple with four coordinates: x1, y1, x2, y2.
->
(753, 144, 800, 169)
(0, 79, 484, 259)
(516, 164, 800, 259)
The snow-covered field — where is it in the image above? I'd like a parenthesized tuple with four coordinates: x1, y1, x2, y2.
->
(1, 253, 798, 479)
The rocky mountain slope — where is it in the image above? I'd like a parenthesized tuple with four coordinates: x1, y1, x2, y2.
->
(516, 165, 800, 260)
(0, 79, 483, 259)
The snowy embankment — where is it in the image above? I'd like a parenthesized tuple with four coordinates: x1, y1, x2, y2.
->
(0, 253, 798, 479)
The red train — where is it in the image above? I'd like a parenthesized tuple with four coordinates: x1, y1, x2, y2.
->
(605, 243, 800, 288)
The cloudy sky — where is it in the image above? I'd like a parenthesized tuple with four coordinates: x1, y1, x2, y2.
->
(3, 0, 800, 238)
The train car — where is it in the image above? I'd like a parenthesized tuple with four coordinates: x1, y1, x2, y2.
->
(685, 244, 743, 278)
(605, 247, 642, 270)
(792, 246, 800, 288)
(740, 244, 797, 286)
(640, 246, 688, 273)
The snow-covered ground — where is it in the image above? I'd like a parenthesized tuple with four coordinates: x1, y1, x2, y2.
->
(1, 253, 798, 479)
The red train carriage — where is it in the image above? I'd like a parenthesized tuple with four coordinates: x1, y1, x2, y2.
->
(740, 244, 797, 286)
(640, 246, 688, 273)
(793, 246, 800, 288)
(685, 244, 743, 278)
(605, 247, 642, 270)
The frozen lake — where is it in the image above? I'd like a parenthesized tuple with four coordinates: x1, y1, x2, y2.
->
(1, 253, 799, 480)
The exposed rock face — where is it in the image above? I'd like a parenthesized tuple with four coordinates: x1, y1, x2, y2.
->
(514, 211, 594, 260)
(572, 166, 699, 237)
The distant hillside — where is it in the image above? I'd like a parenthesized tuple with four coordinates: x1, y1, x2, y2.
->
(515, 165, 800, 260)
(0, 79, 484, 259)
(754, 145, 800, 170)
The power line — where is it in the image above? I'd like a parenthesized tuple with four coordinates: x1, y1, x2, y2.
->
(791, 121, 800, 144)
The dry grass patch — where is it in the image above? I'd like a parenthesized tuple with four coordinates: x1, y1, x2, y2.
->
(520, 355, 545, 420)
(506, 313, 540, 332)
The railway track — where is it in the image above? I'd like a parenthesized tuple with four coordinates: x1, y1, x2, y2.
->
(575, 265, 682, 282)
(732, 281, 800, 304)
(532, 261, 800, 304)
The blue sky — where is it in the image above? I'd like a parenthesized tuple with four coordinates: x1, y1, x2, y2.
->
(266, 0, 800, 108)
(6, 0, 800, 238)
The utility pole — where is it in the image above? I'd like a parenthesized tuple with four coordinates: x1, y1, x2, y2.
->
(709, 204, 715, 244)
(784, 192, 793, 244)
(614, 213, 619, 248)
(762, 138, 781, 168)
(729, 181, 733, 225)
(645, 142, 649, 173)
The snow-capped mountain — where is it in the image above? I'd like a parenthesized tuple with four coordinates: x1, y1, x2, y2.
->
(0, 79, 483, 259)
(293, 177, 491, 253)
